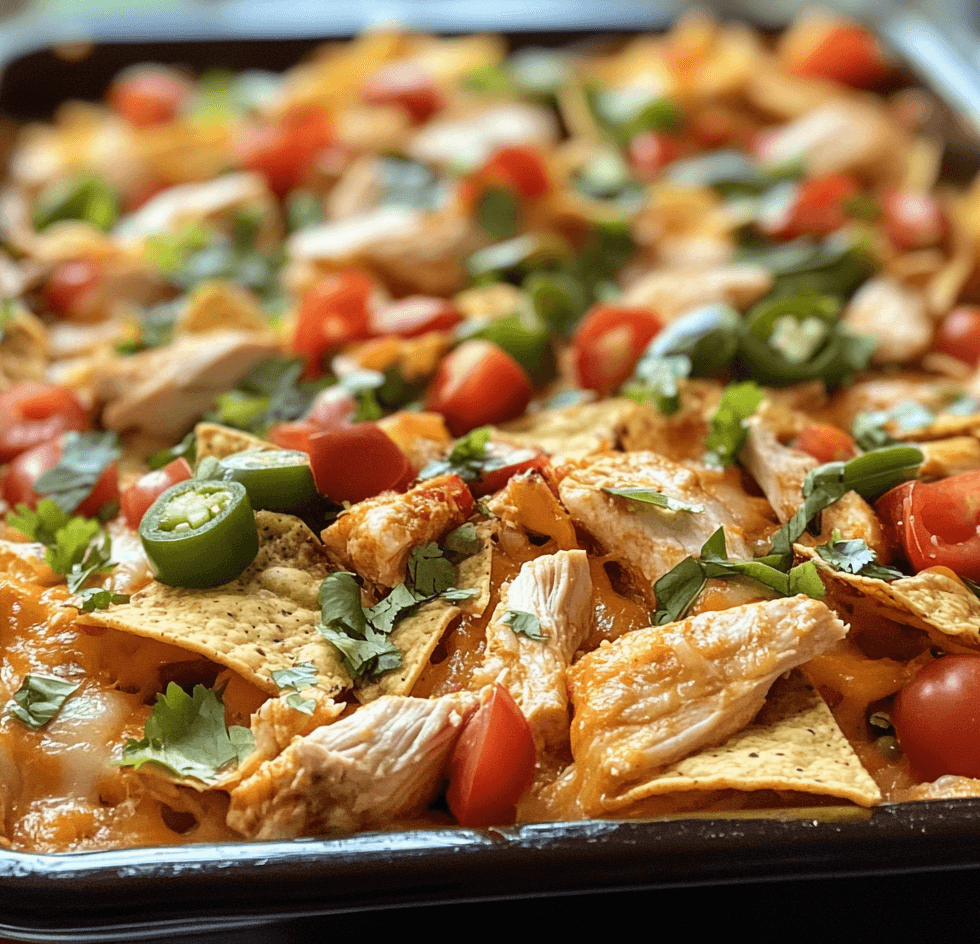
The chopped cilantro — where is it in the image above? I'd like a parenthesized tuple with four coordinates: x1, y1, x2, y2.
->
(33, 431, 120, 515)
(502, 609, 547, 641)
(704, 381, 764, 468)
(6, 675, 80, 730)
(419, 427, 492, 482)
(271, 663, 318, 715)
(851, 401, 936, 452)
(117, 683, 254, 782)
(814, 532, 906, 581)
(407, 542, 457, 597)
(602, 486, 705, 514)
(75, 587, 130, 611)
(443, 523, 482, 560)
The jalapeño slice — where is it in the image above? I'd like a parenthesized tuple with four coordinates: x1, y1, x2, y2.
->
(139, 480, 258, 588)
(218, 449, 319, 513)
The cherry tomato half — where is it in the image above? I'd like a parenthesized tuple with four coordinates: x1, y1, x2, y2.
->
(108, 67, 192, 128)
(480, 146, 550, 202)
(120, 457, 193, 529)
(783, 22, 888, 89)
(362, 62, 443, 124)
(290, 271, 374, 378)
(629, 131, 682, 180)
(0, 383, 88, 464)
(44, 259, 105, 318)
(1, 438, 118, 518)
(795, 423, 857, 464)
(935, 306, 980, 367)
(892, 655, 980, 781)
(881, 191, 945, 253)
(426, 340, 533, 437)
(572, 304, 663, 396)
(759, 174, 859, 241)
(446, 684, 536, 828)
(307, 422, 413, 504)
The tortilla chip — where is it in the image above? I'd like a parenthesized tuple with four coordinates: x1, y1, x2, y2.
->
(632, 671, 881, 807)
(195, 422, 276, 461)
(79, 512, 352, 697)
(355, 520, 494, 703)
(799, 546, 980, 652)
(178, 281, 267, 335)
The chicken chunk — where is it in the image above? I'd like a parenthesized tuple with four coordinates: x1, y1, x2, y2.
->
(226, 691, 479, 838)
(558, 452, 775, 600)
(567, 596, 847, 815)
(843, 277, 931, 365)
(92, 330, 280, 440)
(471, 551, 592, 752)
(320, 474, 473, 589)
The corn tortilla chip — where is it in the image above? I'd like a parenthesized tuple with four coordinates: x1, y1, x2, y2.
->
(195, 422, 276, 461)
(79, 512, 353, 697)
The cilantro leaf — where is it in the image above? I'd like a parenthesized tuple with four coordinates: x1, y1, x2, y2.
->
(34, 431, 120, 515)
(814, 531, 906, 581)
(364, 582, 422, 635)
(75, 587, 130, 611)
(704, 381, 764, 468)
(622, 354, 690, 415)
(502, 609, 547, 641)
(407, 543, 456, 597)
(603, 486, 705, 514)
(851, 401, 935, 452)
(419, 427, 492, 482)
(271, 663, 318, 715)
(6, 675, 80, 729)
(117, 683, 254, 781)
(443, 522, 482, 560)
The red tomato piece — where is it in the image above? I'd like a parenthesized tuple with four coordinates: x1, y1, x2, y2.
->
(446, 684, 536, 828)
(370, 296, 462, 339)
(0, 383, 88, 464)
(44, 259, 105, 318)
(881, 191, 945, 253)
(120, 457, 193, 529)
(108, 67, 192, 128)
(232, 108, 333, 197)
(891, 655, 980, 781)
(426, 340, 533, 437)
(572, 304, 663, 396)
(471, 445, 551, 498)
(362, 62, 443, 124)
(935, 307, 980, 367)
(759, 174, 859, 241)
(783, 22, 888, 89)
(480, 145, 550, 201)
(307, 422, 413, 504)
(291, 272, 374, 378)
(629, 131, 682, 180)
(875, 471, 980, 582)
(268, 421, 316, 454)
(795, 423, 857, 464)
(1, 437, 118, 518)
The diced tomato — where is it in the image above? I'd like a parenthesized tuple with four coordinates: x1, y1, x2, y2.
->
(307, 422, 413, 504)
(120, 457, 193, 529)
(629, 131, 682, 180)
(783, 22, 888, 89)
(480, 145, 550, 201)
(1, 437, 118, 518)
(875, 471, 980, 582)
(44, 259, 105, 318)
(268, 421, 316, 454)
(795, 423, 857, 464)
(759, 174, 860, 241)
(370, 296, 462, 339)
(290, 272, 374, 378)
(935, 306, 980, 367)
(882, 191, 945, 252)
(0, 383, 88, 464)
(572, 304, 663, 396)
(268, 388, 360, 452)
(232, 108, 333, 197)
(471, 445, 551, 498)
(362, 62, 443, 124)
(108, 67, 192, 128)
(426, 340, 533, 437)
(446, 684, 536, 828)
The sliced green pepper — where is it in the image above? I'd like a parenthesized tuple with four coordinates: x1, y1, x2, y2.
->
(218, 449, 319, 514)
(139, 480, 258, 589)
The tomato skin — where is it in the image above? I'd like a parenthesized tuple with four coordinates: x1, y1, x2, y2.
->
(446, 684, 536, 828)
(882, 191, 945, 253)
(783, 23, 887, 89)
(307, 422, 413, 504)
(875, 471, 980, 582)
(370, 296, 462, 339)
(0, 383, 88, 464)
(935, 306, 980, 367)
(232, 109, 333, 197)
(44, 259, 105, 318)
(108, 67, 192, 128)
(795, 423, 857, 464)
(426, 340, 533, 437)
(892, 655, 980, 781)
(759, 174, 859, 241)
(471, 446, 551, 497)
(629, 131, 682, 180)
(290, 272, 374, 378)
(268, 421, 316, 454)
(362, 62, 443, 124)
(1, 438, 118, 518)
(572, 304, 663, 396)
(120, 457, 193, 529)
(480, 146, 550, 202)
